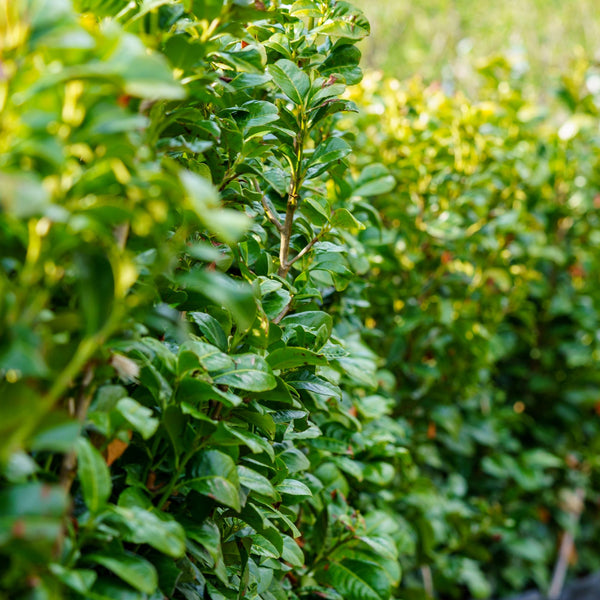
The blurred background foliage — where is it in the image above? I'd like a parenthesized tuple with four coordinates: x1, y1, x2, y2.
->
(354, 0, 600, 94)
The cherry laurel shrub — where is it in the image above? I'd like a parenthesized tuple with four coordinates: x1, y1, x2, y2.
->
(4, 2, 600, 600)
(0, 1, 404, 599)
(344, 65, 600, 598)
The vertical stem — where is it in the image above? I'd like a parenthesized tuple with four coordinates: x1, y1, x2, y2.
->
(277, 115, 306, 278)
(548, 487, 585, 600)
(278, 195, 297, 278)
(421, 565, 435, 598)
(59, 364, 95, 492)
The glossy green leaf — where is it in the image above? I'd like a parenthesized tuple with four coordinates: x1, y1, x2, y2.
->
(112, 506, 186, 558)
(87, 552, 158, 595)
(187, 450, 241, 511)
(238, 465, 280, 501)
(266, 346, 328, 371)
(306, 137, 351, 177)
(178, 340, 234, 373)
(318, 559, 390, 600)
(77, 437, 111, 513)
(268, 59, 310, 105)
(189, 312, 229, 352)
(214, 354, 276, 392)
(276, 478, 312, 498)
(281, 535, 304, 567)
(116, 397, 159, 439)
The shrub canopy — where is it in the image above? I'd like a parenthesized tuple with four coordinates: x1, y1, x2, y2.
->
(1, 1, 600, 600)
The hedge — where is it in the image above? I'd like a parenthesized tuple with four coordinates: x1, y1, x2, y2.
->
(2, 2, 600, 600)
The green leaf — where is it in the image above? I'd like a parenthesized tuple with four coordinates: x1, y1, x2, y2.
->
(353, 164, 395, 197)
(4, 451, 38, 483)
(306, 137, 351, 178)
(278, 447, 310, 474)
(317, 5, 370, 41)
(290, 0, 321, 17)
(318, 559, 390, 600)
(0, 173, 49, 217)
(319, 45, 363, 85)
(212, 47, 264, 73)
(179, 270, 257, 331)
(212, 423, 275, 459)
(187, 450, 241, 511)
(49, 565, 97, 595)
(238, 466, 280, 501)
(214, 354, 276, 392)
(180, 171, 250, 244)
(87, 552, 158, 595)
(276, 478, 312, 498)
(286, 372, 341, 400)
(75, 251, 115, 335)
(178, 377, 242, 408)
(178, 340, 234, 374)
(330, 208, 365, 233)
(268, 59, 310, 105)
(266, 346, 328, 371)
(250, 533, 281, 559)
(116, 398, 159, 439)
(29, 412, 80, 452)
(189, 312, 229, 351)
(240, 100, 280, 129)
(103, 33, 185, 100)
(0, 483, 66, 517)
(281, 535, 304, 567)
(77, 437, 111, 513)
(310, 83, 347, 107)
(112, 506, 186, 558)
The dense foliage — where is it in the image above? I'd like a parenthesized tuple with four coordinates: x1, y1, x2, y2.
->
(2, 1, 600, 600)
(0, 1, 403, 599)
(344, 64, 600, 597)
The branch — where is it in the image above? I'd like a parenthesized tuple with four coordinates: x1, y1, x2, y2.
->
(59, 364, 95, 493)
(273, 297, 294, 325)
(286, 226, 328, 269)
(548, 487, 585, 600)
(251, 179, 284, 231)
(421, 565, 434, 599)
(261, 196, 284, 232)
(277, 193, 297, 278)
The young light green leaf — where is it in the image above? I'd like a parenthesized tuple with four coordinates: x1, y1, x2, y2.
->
(290, 0, 321, 17)
(330, 208, 365, 233)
